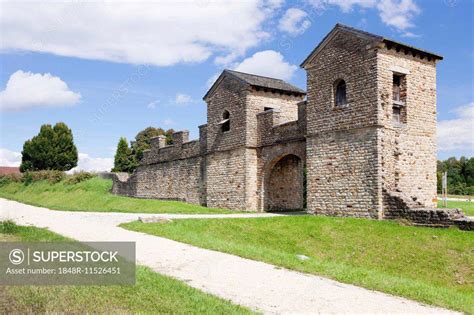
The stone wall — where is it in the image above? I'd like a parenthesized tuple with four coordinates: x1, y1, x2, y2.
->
(377, 48, 438, 215)
(205, 147, 251, 210)
(111, 130, 205, 205)
(130, 157, 203, 204)
(306, 128, 380, 218)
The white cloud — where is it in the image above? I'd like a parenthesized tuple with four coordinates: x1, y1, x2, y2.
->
(438, 103, 474, 152)
(309, 0, 377, 13)
(0, 70, 81, 111)
(377, 0, 420, 31)
(69, 153, 113, 173)
(1, 1, 280, 67)
(147, 100, 160, 109)
(307, 0, 420, 32)
(233, 50, 297, 81)
(278, 8, 312, 36)
(0, 148, 21, 167)
(401, 31, 421, 38)
(175, 93, 192, 104)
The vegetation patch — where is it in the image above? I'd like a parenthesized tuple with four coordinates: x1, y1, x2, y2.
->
(123, 216, 474, 314)
(0, 177, 232, 214)
(0, 221, 251, 314)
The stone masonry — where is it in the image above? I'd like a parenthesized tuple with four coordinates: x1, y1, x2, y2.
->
(112, 24, 470, 227)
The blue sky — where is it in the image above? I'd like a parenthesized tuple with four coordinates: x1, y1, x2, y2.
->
(0, 0, 473, 171)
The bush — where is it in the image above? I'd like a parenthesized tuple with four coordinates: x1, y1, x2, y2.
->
(0, 173, 23, 185)
(65, 171, 96, 185)
(22, 170, 65, 185)
(0, 220, 18, 234)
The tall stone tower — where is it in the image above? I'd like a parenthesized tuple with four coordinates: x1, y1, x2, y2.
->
(301, 24, 442, 218)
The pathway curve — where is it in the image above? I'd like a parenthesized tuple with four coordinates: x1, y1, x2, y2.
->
(0, 198, 458, 314)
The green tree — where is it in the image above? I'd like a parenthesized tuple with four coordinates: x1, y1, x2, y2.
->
(129, 127, 174, 171)
(112, 137, 134, 173)
(112, 127, 175, 173)
(20, 123, 78, 172)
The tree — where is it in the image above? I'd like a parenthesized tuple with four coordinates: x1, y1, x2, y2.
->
(112, 127, 175, 173)
(131, 127, 174, 160)
(20, 122, 78, 172)
(112, 137, 135, 173)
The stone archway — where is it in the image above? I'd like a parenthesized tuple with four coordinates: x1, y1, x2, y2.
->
(265, 154, 304, 211)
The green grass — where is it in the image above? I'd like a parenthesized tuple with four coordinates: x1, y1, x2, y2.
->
(0, 221, 252, 314)
(123, 216, 474, 314)
(438, 199, 474, 216)
(0, 177, 233, 214)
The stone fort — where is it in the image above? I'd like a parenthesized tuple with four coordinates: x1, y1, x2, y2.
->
(113, 24, 456, 222)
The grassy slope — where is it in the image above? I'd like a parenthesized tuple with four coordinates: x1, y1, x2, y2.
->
(123, 217, 474, 314)
(0, 177, 232, 214)
(438, 199, 474, 216)
(0, 222, 251, 314)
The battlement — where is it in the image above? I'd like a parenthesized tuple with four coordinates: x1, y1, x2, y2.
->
(257, 101, 306, 146)
(142, 130, 202, 165)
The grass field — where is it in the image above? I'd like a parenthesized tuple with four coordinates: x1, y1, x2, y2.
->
(123, 216, 474, 314)
(438, 199, 474, 216)
(0, 221, 251, 314)
(0, 178, 232, 214)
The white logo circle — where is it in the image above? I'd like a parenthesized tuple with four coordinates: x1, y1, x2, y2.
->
(9, 249, 24, 265)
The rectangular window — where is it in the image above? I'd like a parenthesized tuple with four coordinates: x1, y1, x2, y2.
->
(393, 75, 401, 101)
(392, 73, 407, 124)
(392, 106, 401, 123)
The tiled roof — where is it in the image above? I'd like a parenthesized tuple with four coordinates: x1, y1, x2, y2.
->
(203, 69, 306, 100)
(224, 70, 306, 94)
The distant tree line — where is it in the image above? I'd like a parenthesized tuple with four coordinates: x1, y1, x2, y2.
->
(437, 157, 474, 195)
(113, 127, 174, 173)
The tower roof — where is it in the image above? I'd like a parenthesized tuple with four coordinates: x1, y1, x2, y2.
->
(203, 69, 306, 100)
(300, 23, 443, 68)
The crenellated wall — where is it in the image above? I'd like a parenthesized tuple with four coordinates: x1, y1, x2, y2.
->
(111, 130, 206, 205)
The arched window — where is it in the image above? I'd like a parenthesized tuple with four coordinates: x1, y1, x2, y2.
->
(334, 80, 347, 107)
(221, 110, 230, 132)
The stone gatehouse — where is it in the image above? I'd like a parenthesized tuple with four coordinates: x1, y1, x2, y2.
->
(113, 24, 448, 220)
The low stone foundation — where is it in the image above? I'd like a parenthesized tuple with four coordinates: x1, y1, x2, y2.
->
(384, 191, 472, 230)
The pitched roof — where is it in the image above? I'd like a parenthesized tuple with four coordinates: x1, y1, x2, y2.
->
(301, 23, 443, 68)
(203, 69, 306, 100)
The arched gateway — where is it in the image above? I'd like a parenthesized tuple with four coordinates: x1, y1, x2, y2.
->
(265, 154, 304, 211)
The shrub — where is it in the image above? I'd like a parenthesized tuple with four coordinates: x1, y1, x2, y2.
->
(0, 220, 18, 234)
(65, 171, 96, 185)
(22, 170, 65, 185)
(0, 173, 23, 185)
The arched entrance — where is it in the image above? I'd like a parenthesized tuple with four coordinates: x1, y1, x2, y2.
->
(265, 154, 304, 211)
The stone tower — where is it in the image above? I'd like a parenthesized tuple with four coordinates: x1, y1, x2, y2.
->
(203, 70, 305, 210)
(301, 24, 442, 218)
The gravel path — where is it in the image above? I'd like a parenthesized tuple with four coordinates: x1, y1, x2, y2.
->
(0, 198, 458, 314)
